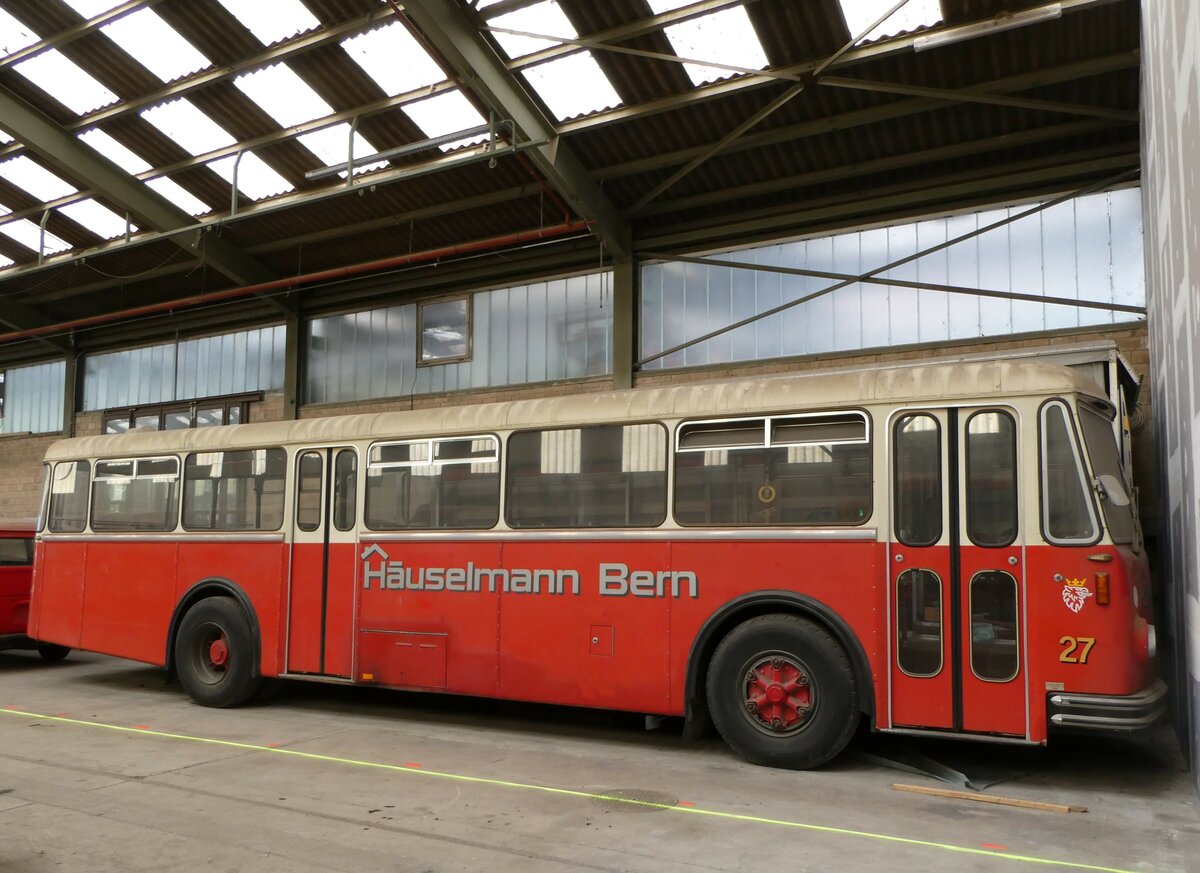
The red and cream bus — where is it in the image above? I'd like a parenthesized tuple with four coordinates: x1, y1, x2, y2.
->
(27, 360, 1162, 768)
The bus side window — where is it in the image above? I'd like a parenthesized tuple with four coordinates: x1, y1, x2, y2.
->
(0, 537, 33, 566)
(48, 461, 90, 533)
(365, 437, 498, 531)
(183, 449, 287, 531)
(505, 424, 666, 529)
(295, 452, 323, 532)
(91, 457, 180, 532)
(333, 450, 357, 532)
(893, 414, 941, 547)
(1039, 401, 1099, 544)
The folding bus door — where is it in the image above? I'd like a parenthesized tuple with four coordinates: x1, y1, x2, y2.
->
(287, 447, 359, 678)
(888, 407, 1028, 738)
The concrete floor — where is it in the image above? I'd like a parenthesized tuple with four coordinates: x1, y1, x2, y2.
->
(0, 650, 1195, 873)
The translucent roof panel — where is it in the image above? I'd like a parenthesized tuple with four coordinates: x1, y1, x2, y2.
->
(0, 217, 72, 255)
(0, 8, 38, 58)
(522, 52, 621, 120)
(0, 254, 12, 269)
(101, 9, 212, 83)
(78, 129, 153, 174)
(0, 156, 77, 201)
(146, 177, 211, 216)
(234, 64, 334, 127)
(59, 198, 135, 239)
(402, 92, 488, 151)
(13, 50, 119, 115)
(214, 0, 321, 46)
(840, 0, 943, 42)
(341, 23, 444, 96)
(209, 153, 295, 201)
(646, 1, 769, 86)
(142, 99, 236, 155)
(0, 131, 13, 145)
(489, 1, 577, 58)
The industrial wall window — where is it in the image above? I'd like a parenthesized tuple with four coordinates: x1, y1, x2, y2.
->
(418, 297, 471, 365)
(102, 393, 258, 434)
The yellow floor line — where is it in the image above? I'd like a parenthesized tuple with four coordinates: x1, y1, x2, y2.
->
(0, 706, 1143, 873)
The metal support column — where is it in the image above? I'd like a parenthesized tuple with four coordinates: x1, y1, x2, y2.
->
(612, 256, 637, 390)
(61, 351, 78, 438)
(282, 308, 301, 421)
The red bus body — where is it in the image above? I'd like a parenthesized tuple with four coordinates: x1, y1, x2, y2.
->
(27, 362, 1164, 763)
(0, 519, 37, 648)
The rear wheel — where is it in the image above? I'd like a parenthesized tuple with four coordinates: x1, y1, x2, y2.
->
(175, 597, 261, 708)
(37, 644, 70, 663)
(706, 614, 858, 769)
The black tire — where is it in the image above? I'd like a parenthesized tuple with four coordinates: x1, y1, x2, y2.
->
(37, 644, 70, 663)
(706, 614, 858, 769)
(174, 597, 261, 708)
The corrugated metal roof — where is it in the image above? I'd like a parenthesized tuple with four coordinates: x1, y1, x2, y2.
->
(0, 0, 1140, 366)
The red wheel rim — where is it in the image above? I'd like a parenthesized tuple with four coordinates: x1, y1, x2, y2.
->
(208, 637, 229, 668)
(740, 653, 814, 735)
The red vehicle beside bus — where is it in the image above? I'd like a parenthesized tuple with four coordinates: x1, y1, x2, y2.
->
(27, 360, 1163, 768)
(0, 518, 68, 661)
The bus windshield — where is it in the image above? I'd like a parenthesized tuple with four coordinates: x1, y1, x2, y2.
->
(1079, 405, 1136, 544)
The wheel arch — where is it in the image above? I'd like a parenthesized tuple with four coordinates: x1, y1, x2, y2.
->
(166, 578, 262, 679)
(685, 591, 875, 726)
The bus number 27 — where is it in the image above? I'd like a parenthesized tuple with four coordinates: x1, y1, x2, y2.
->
(1059, 636, 1096, 664)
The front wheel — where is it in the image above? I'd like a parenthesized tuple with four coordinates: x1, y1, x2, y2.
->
(706, 614, 858, 769)
(174, 597, 261, 708)
(37, 644, 70, 663)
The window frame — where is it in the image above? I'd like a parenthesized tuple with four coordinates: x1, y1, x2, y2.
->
(504, 421, 669, 530)
(968, 570, 1021, 684)
(181, 447, 288, 533)
(963, 408, 1019, 549)
(416, 295, 472, 366)
(102, 392, 259, 435)
(892, 412, 942, 548)
(673, 409, 873, 528)
(89, 455, 182, 533)
(364, 433, 501, 532)
(895, 568, 944, 679)
(1037, 398, 1101, 547)
(47, 460, 91, 534)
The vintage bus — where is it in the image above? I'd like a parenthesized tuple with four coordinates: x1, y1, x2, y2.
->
(27, 360, 1163, 768)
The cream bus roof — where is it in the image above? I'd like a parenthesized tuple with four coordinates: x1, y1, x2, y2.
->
(45, 359, 1108, 462)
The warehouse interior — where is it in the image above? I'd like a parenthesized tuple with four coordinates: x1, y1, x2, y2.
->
(0, 0, 1197, 868)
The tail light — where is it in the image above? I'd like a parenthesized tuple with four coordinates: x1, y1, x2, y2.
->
(1095, 572, 1110, 606)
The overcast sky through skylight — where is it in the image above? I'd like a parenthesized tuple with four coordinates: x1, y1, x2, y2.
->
(840, 0, 943, 42)
(646, 0, 769, 86)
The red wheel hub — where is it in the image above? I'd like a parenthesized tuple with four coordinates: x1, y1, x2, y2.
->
(745, 657, 812, 731)
(208, 637, 229, 668)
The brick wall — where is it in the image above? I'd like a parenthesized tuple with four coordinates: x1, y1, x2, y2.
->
(0, 432, 59, 521)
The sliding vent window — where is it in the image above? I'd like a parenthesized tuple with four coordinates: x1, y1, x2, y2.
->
(365, 436, 499, 530)
(183, 449, 286, 531)
(506, 424, 667, 528)
(965, 411, 1017, 547)
(1039, 402, 1099, 544)
(893, 414, 941, 547)
(91, 457, 180, 531)
(675, 412, 871, 526)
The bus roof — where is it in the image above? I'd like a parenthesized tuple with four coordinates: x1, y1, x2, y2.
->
(45, 359, 1108, 462)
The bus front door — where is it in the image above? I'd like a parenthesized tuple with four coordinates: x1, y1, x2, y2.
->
(888, 407, 1028, 738)
(287, 447, 359, 678)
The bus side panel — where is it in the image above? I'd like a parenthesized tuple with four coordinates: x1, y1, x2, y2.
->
(357, 540, 500, 696)
(175, 541, 288, 677)
(497, 540, 672, 713)
(1023, 543, 1153, 742)
(80, 541, 179, 665)
(0, 565, 31, 636)
(668, 539, 883, 716)
(29, 542, 87, 648)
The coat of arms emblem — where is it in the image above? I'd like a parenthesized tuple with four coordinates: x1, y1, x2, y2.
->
(1062, 578, 1092, 613)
